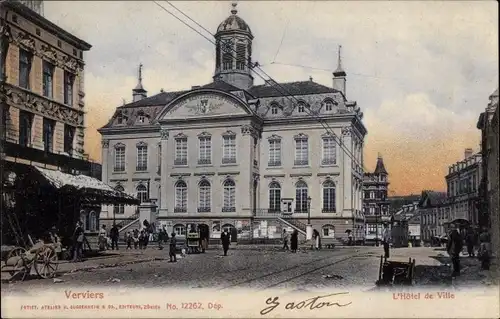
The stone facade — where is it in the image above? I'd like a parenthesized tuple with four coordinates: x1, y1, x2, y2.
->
(418, 190, 448, 243)
(98, 4, 367, 242)
(445, 149, 482, 227)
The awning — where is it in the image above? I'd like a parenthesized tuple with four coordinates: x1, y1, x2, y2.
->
(34, 166, 139, 205)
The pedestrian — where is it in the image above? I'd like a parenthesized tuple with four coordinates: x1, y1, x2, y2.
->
(382, 223, 391, 259)
(133, 229, 139, 249)
(446, 223, 464, 277)
(72, 221, 84, 262)
(466, 227, 475, 257)
(139, 230, 145, 249)
(347, 231, 353, 246)
(221, 229, 231, 256)
(110, 224, 119, 250)
(478, 228, 492, 270)
(98, 225, 107, 251)
(313, 229, 321, 250)
(158, 226, 165, 250)
(282, 229, 289, 250)
(290, 230, 298, 253)
(169, 232, 177, 262)
(126, 231, 133, 250)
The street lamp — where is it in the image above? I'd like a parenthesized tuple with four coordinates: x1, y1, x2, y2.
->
(306, 196, 313, 241)
(307, 196, 312, 224)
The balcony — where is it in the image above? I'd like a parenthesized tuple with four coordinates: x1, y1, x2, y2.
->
(321, 158, 336, 165)
(198, 158, 211, 165)
(174, 159, 187, 166)
(222, 157, 236, 164)
(136, 165, 147, 171)
(197, 207, 211, 213)
(322, 208, 336, 213)
(222, 206, 236, 212)
(253, 209, 282, 217)
(174, 207, 187, 213)
(268, 161, 282, 167)
(294, 159, 308, 166)
(114, 166, 125, 172)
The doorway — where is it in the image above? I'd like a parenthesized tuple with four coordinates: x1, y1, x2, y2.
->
(198, 224, 210, 240)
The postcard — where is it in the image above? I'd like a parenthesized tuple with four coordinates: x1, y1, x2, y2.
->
(0, 0, 499, 318)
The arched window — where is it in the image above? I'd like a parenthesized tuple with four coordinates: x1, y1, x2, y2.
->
(136, 184, 148, 203)
(295, 181, 308, 213)
(270, 103, 279, 115)
(297, 102, 306, 113)
(88, 211, 97, 232)
(324, 99, 335, 112)
(114, 185, 125, 215)
(173, 224, 186, 236)
(175, 181, 187, 212)
(223, 179, 236, 212)
(269, 182, 281, 213)
(198, 180, 211, 212)
(322, 180, 336, 213)
(80, 210, 87, 231)
(322, 224, 335, 238)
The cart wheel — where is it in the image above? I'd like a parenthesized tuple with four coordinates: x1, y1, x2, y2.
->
(34, 246, 59, 279)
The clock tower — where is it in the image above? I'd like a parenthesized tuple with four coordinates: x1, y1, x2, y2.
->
(213, 2, 254, 90)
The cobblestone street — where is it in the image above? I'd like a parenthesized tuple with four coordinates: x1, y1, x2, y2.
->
(2, 246, 497, 295)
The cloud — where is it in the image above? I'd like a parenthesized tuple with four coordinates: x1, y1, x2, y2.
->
(42, 1, 498, 195)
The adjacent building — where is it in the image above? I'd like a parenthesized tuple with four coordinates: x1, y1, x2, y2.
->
(418, 190, 448, 244)
(98, 3, 367, 242)
(391, 202, 421, 248)
(445, 148, 482, 229)
(0, 0, 107, 238)
(477, 87, 499, 270)
(363, 154, 390, 244)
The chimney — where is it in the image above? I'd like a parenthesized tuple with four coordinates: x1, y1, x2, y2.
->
(332, 45, 347, 97)
(464, 148, 473, 160)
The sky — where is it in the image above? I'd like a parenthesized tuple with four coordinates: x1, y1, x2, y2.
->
(44, 1, 499, 196)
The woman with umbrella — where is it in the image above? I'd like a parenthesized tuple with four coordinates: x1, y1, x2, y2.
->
(290, 230, 298, 253)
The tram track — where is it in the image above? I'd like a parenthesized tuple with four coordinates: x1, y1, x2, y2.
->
(218, 250, 356, 290)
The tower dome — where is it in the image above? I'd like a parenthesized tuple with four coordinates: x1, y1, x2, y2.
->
(216, 3, 252, 36)
(213, 2, 254, 90)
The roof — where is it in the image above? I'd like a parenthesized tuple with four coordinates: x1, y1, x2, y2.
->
(34, 167, 139, 205)
(418, 190, 447, 208)
(374, 156, 388, 175)
(4, 0, 92, 50)
(216, 4, 252, 36)
(248, 81, 340, 98)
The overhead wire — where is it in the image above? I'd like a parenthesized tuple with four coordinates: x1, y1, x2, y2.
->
(154, 1, 366, 173)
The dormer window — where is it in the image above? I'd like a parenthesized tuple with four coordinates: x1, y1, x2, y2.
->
(270, 103, 279, 115)
(325, 100, 335, 112)
(116, 111, 128, 125)
(138, 115, 145, 123)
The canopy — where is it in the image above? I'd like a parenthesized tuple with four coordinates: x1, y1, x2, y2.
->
(34, 166, 139, 205)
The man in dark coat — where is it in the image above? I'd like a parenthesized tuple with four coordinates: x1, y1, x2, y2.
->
(446, 223, 464, 277)
(221, 230, 231, 256)
(110, 224, 119, 250)
(290, 230, 298, 253)
(169, 232, 177, 262)
(465, 227, 475, 257)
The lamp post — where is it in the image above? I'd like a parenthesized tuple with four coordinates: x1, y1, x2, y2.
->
(306, 196, 313, 240)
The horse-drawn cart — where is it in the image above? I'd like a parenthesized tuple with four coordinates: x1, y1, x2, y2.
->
(376, 256, 416, 286)
(1, 241, 59, 281)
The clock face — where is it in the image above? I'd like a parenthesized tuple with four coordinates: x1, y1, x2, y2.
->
(222, 39, 234, 53)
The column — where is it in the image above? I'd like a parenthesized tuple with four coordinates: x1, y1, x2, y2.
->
(159, 128, 169, 213)
(101, 139, 110, 217)
(240, 125, 255, 210)
(341, 127, 353, 215)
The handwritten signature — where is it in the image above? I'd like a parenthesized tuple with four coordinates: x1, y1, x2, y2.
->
(260, 292, 352, 315)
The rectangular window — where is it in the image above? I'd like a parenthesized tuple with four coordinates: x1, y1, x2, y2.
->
(222, 135, 236, 163)
(322, 186, 336, 212)
(174, 138, 187, 165)
(1, 39, 8, 81)
(42, 61, 54, 98)
(114, 147, 125, 172)
(2, 106, 9, 140)
(136, 145, 148, 171)
(236, 43, 246, 70)
(294, 138, 308, 166)
(42, 118, 55, 152)
(322, 137, 336, 165)
(64, 71, 74, 106)
(223, 53, 232, 70)
(19, 49, 32, 89)
(18, 110, 32, 147)
(64, 124, 75, 154)
(268, 140, 281, 166)
(198, 137, 211, 164)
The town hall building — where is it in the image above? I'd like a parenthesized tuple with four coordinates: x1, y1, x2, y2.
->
(98, 3, 367, 242)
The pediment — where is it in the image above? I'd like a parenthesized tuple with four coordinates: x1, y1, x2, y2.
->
(159, 91, 250, 120)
